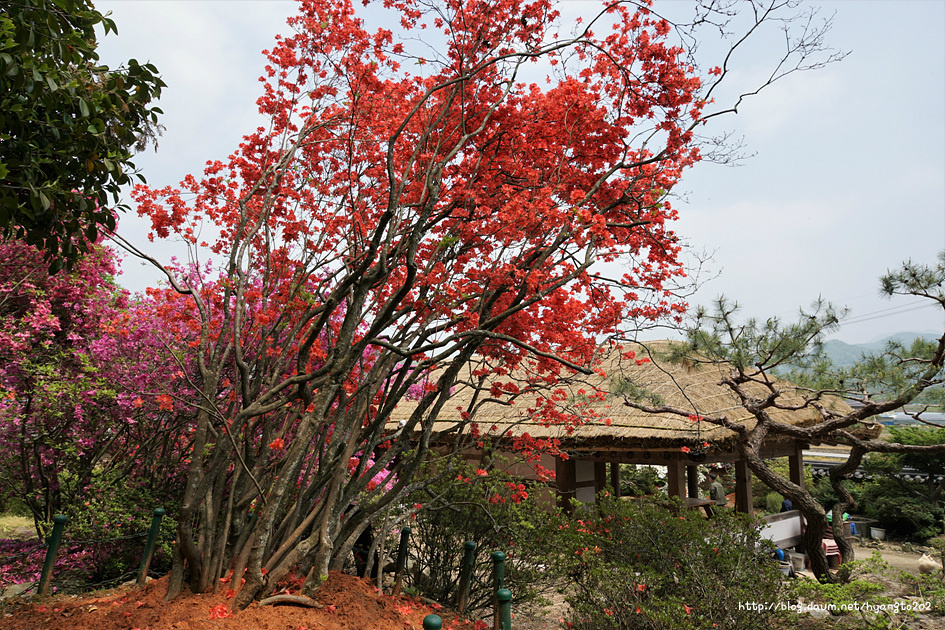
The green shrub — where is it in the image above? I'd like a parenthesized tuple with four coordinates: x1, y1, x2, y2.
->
(859, 477, 943, 541)
(902, 573, 945, 615)
(790, 553, 889, 608)
(405, 463, 567, 616)
(553, 495, 785, 630)
(789, 554, 930, 628)
(48, 473, 178, 589)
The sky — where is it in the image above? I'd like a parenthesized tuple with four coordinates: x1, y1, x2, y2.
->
(94, 0, 945, 345)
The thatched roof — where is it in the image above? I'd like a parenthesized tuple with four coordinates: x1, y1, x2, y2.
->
(390, 341, 853, 453)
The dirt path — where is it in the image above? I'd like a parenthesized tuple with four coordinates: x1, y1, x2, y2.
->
(856, 539, 942, 576)
(876, 548, 926, 575)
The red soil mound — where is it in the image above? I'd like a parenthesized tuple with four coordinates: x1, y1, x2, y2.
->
(0, 572, 478, 630)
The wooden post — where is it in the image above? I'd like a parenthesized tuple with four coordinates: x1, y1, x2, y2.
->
(497, 588, 512, 630)
(735, 459, 753, 514)
(789, 442, 805, 490)
(457, 541, 476, 613)
(686, 465, 699, 499)
(666, 457, 685, 500)
(556, 456, 575, 513)
(38, 514, 68, 596)
(610, 462, 621, 498)
(594, 461, 607, 501)
(392, 527, 411, 596)
(137, 507, 165, 585)
(492, 552, 506, 630)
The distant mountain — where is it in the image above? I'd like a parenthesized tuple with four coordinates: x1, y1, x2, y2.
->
(822, 333, 940, 367)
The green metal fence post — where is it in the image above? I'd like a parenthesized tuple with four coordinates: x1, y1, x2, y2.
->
(137, 507, 166, 585)
(497, 588, 512, 630)
(492, 550, 506, 630)
(457, 540, 476, 613)
(422, 614, 442, 630)
(392, 526, 411, 596)
(37, 514, 68, 596)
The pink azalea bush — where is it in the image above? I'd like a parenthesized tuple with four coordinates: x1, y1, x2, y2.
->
(0, 238, 189, 586)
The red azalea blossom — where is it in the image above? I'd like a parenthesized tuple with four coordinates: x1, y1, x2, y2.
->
(208, 603, 231, 619)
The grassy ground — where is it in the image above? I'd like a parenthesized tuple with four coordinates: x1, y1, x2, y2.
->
(0, 514, 34, 539)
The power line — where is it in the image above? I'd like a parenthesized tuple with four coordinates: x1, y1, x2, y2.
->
(838, 301, 940, 328)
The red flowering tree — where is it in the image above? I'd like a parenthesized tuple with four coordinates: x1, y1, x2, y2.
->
(126, 0, 839, 606)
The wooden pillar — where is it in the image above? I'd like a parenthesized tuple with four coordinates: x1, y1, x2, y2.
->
(666, 457, 685, 500)
(556, 456, 576, 513)
(789, 441, 805, 490)
(686, 465, 699, 499)
(610, 462, 621, 498)
(734, 459, 753, 514)
(594, 462, 607, 501)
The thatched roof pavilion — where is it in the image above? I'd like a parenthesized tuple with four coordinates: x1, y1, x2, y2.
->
(392, 341, 849, 513)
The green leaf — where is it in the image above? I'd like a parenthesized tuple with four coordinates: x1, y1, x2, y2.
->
(0, 0, 162, 267)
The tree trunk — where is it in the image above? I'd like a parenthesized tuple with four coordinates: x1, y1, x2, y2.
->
(167, 384, 217, 600)
(739, 442, 839, 583)
(300, 468, 346, 598)
(801, 516, 833, 582)
(828, 446, 865, 565)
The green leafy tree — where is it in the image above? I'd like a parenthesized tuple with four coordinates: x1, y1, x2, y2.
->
(0, 0, 164, 270)
(866, 424, 945, 508)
